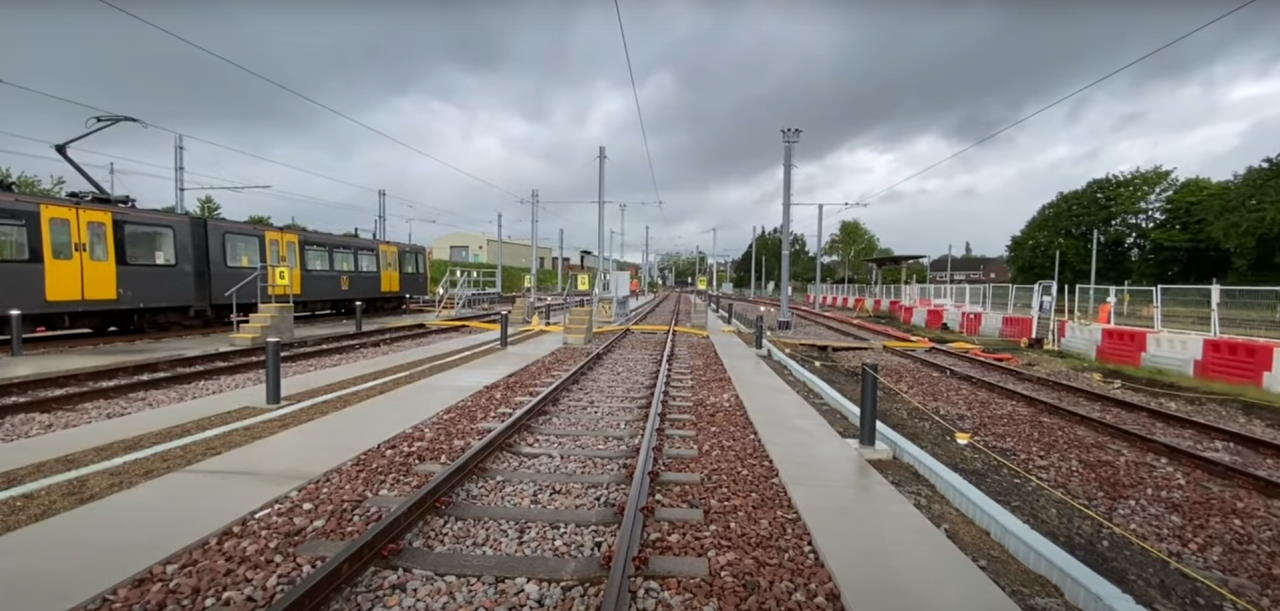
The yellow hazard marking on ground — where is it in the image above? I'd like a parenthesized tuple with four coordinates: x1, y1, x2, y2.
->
(426, 320, 501, 331)
(883, 341, 931, 349)
(522, 324, 563, 332)
(946, 341, 984, 351)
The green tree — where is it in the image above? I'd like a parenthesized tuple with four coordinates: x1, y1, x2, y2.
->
(193, 194, 223, 219)
(730, 226, 814, 289)
(963, 241, 974, 257)
(245, 214, 274, 226)
(282, 221, 309, 231)
(1208, 155, 1280, 283)
(822, 219, 880, 283)
(1144, 177, 1230, 283)
(0, 167, 66, 197)
(1006, 166, 1177, 285)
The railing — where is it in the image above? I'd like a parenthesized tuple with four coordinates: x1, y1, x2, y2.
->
(225, 264, 265, 334)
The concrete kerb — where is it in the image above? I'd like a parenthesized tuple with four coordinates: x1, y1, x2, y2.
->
(758, 338, 1141, 611)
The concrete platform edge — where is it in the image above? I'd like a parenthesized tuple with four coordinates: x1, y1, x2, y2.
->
(761, 336, 1142, 611)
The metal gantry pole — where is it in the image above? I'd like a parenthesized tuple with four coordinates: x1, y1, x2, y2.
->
(530, 189, 539, 311)
(496, 212, 503, 293)
(779, 128, 801, 330)
(643, 224, 650, 295)
(619, 203, 626, 275)
(558, 227, 564, 295)
(711, 228, 718, 293)
(750, 225, 757, 298)
(1089, 228, 1099, 315)
(814, 204, 823, 311)
(596, 146, 606, 315)
(173, 134, 185, 214)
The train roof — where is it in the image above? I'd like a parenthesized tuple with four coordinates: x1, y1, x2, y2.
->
(0, 189, 421, 249)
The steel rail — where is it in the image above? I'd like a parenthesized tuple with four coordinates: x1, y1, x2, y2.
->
(0, 314, 501, 416)
(269, 292, 673, 611)
(899, 348, 1280, 499)
(601, 292, 680, 609)
(722, 295, 1280, 498)
(0, 311, 501, 393)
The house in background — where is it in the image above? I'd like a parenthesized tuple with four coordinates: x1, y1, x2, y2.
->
(928, 255, 1010, 284)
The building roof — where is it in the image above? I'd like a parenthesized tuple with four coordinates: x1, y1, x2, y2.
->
(928, 255, 1005, 272)
(863, 254, 927, 267)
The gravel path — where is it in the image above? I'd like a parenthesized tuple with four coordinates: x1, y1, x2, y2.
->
(0, 329, 477, 443)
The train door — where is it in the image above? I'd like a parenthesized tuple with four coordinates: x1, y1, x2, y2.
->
(265, 230, 302, 296)
(78, 208, 116, 300)
(379, 243, 399, 292)
(265, 230, 284, 296)
(39, 204, 117, 302)
(282, 232, 301, 294)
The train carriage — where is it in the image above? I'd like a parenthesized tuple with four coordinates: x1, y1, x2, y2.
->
(2, 189, 429, 334)
(0, 191, 207, 333)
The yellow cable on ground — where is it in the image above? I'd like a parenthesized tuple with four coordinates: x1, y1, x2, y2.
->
(425, 320, 501, 331)
(858, 367, 1261, 611)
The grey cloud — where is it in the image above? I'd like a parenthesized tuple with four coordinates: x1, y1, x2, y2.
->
(1, 0, 1276, 263)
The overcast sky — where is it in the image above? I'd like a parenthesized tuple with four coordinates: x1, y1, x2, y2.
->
(2, 1, 1277, 264)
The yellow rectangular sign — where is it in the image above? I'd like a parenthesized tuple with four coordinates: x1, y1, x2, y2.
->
(696, 276, 708, 290)
(576, 273, 590, 291)
(523, 274, 532, 288)
(272, 265, 292, 287)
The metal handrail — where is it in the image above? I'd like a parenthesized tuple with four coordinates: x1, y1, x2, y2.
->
(226, 265, 265, 333)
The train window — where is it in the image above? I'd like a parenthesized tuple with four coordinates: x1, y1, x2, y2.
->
(417, 253, 426, 274)
(304, 245, 330, 271)
(87, 221, 109, 262)
(357, 249, 377, 273)
(123, 224, 176, 265)
(333, 249, 356, 272)
(225, 233, 261, 268)
(400, 251, 418, 274)
(49, 217, 74, 260)
(268, 240, 280, 265)
(0, 219, 27, 261)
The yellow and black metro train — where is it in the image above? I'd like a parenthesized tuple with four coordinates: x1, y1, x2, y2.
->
(0, 189, 427, 334)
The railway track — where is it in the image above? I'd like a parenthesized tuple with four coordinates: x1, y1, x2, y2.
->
(0, 312, 499, 416)
(266, 292, 694, 610)
(722, 295, 1280, 497)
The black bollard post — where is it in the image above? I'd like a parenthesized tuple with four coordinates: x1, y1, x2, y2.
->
(543, 302, 552, 324)
(754, 315, 764, 350)
(265, 338, 282, 405)
(8, 309, 22, 357)
(499, 311, 509, 348)
(354, 301, 364, 332)
(726, 302, 734, 325)
(859, 363, 879, 448)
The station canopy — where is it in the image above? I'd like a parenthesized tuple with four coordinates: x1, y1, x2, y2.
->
(862, 254, 926, 268)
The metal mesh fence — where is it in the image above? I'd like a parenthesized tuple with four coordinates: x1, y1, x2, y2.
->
(989, 284, 1013, 312)
(1011, 285, 1036, 315)
(1158, 285, 1213, 335)
(1074, 285, 1156, 329)
(1217, 287, 1280, 339)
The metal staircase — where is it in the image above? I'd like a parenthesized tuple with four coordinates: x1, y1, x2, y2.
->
(435, 267, 500, 316)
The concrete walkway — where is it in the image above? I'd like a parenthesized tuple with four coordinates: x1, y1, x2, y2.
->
(0, 328, 504, 472)
(708, 312, 1018, 611)
(0, 332, 562, 611)
(0, 311, 449, 383)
